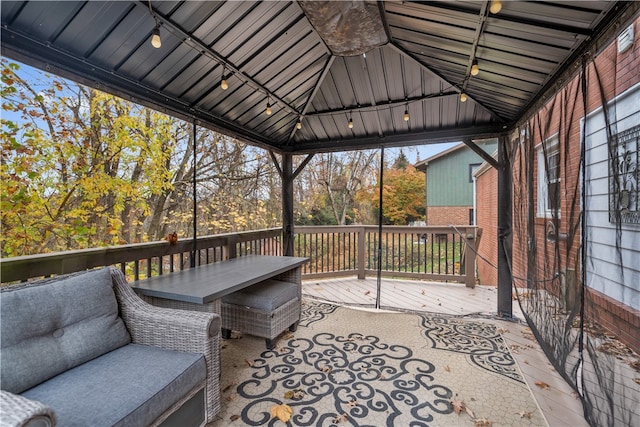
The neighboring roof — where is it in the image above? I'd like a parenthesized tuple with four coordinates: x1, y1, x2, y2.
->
(473, 150, 499, 178)
(418, 142, 468, 166)
(1, 1, 635, 154)
(415, 138, 496, 170)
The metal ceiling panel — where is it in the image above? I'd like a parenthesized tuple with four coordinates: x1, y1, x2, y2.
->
(1, 1, 633, 153)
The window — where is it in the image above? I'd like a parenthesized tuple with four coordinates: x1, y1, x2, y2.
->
(537, 136, 560, 217)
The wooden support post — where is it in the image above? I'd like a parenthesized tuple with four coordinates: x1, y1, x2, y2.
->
(357, 226, 366, 279)
(282, 153, 294, 256)
(223, 235, 237, 260)
(497, 134, 513, 318)
(465, 229, 476, 288)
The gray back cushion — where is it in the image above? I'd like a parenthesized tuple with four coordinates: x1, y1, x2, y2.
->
(1, 268, 131, 393)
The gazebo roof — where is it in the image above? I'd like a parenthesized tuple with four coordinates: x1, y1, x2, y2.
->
(1, 1, 632, 153)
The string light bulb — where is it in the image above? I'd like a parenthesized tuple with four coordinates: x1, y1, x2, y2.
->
(148, 0, 161, 49)
(489, 0, 502, 14)
(403, 109, 410, 122)
(460, 93, 468, 102)
(151, 24, 161, 48)
(265, 99, 272, 116)
(348, 117, 354, 129)
(296, 120, 302, 130)
(471, 60, 479, 76)
(220, 67, 228, 90)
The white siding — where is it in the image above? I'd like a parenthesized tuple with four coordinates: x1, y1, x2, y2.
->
(584, 82, 640, 310)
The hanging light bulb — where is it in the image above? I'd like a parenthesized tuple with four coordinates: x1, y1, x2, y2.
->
(151, 24, 161, 48)
(460, 93, 468, 102)
(470, 60, 479, 76)
(220, 66, 228, 90)
(489, 0, 502, 14)
(296, 120, 302, 130)
(348, 117, 354, 129)
(403, 108, 410, 122)
(265, 100, 272, 116)
(148, 0, 161, 48)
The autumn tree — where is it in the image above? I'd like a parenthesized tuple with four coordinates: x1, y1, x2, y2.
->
(294, 151, 378, 225)
(1, 60, 279, 257)
(357, 153, 425, 225)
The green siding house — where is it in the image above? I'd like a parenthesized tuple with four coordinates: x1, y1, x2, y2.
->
(415, 140, 497, 225)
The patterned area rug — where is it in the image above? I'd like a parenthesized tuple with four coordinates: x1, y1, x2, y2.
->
(211, 300, 546, 426)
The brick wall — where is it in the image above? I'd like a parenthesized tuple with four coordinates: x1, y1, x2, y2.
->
(511, 16, 640, 353)
(475, 166, 497, 286)
(427, 206, 471, 226)
(587, 288, 640, 355)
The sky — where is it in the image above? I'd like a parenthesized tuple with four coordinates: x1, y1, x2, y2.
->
(405, 142, 459, 164)
(5, 60, 459, 164)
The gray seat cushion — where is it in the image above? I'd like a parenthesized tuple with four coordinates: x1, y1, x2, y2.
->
(1, 268, 131, 393)
(222, 279, 298, 311)
(22, 343, 206, 427)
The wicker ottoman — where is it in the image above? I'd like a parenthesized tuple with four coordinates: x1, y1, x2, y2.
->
(221, 279, 301, 349)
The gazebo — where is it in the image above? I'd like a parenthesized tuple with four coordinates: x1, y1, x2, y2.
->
(2, 2, 639, 426)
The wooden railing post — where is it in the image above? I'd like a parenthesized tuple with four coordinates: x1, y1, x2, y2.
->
(223, 236, 237, 260)
(357, 226, 366, 279)
(465, 227, 477, 288)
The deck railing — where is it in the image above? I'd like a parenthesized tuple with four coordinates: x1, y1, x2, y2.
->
(0, 229, 283, 283)
(295, 225, 479, 286)
(1, 225, 479, 286)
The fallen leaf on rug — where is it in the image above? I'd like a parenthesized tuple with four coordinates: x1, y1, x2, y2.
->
(444, 365, 451, 372)
(230, 414, 240, 421)
(333, 413, 348, 423)
(270, 403, 293, 422)
(449, 396, 466, 415)
(465, 406, 475, 418)
(284, 389, 306, 401)
(535, 381, 550, 389)
(474, 417, 493, 426)
(516, 411, 533, 419)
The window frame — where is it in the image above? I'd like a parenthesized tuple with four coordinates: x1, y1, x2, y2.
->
(536, 135, 561, 218)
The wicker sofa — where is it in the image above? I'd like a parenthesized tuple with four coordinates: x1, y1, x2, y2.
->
(0, 267, 221, 427)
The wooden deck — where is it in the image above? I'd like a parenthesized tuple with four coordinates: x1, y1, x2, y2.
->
(302, 276, 514, 316)
(302, 277, 588, 427)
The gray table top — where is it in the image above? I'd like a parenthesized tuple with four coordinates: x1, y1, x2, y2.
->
(131, 255, 308, 304)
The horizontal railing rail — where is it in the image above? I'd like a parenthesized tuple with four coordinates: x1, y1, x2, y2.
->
(0, 228, 283, 283)
(1, 226, 478, 287)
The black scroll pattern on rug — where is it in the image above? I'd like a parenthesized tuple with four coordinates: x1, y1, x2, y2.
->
(236, 332, 454, 426)
(419, 315, 524, 384)
(299, 300, 338, 327)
